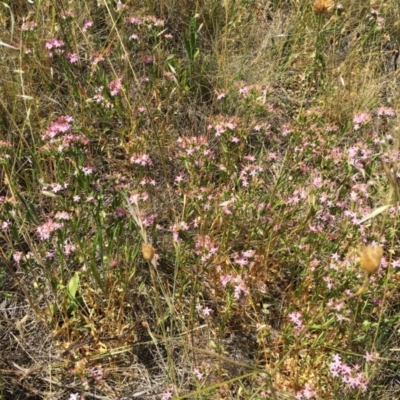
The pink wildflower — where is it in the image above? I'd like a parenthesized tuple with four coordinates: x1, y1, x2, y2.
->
(353, 111, 371, 131)
(45, 38, 65, 56)
(365, 351, 379, 362)
(82, 20, 94, 33)
(377, 106, 395, 117)
(42, 115, 73, 140)
(37, 219, 63, 240)
(288, 311, 304, 331)
(13, 252, 24, 264)
(162, 391, 172, 400)
(64, 241, 76, 256)
(108, 77, 123, 96)
(193, 366, 204, 380)
(21, 21, 37, 31)
(130, 153, 153, 166)
(66, 52, 79, 63)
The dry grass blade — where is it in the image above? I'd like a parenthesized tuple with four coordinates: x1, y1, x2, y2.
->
(359, 204, 391, 224)
(0, 40, 18, 50)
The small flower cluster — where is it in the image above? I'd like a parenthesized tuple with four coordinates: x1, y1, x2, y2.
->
(66, 52, 79, 64)
(41, 116, 89, 153)
(196, 303, 213, 317)
(42, 116, 73, 140)
(288, 311, 304, 332)
(45, 38, 65, 57)
(171, 221, 190, 243)
(195, 235, 218, 263)
(91, 86, 113, 108)
(239, 156, 264, 187)
(37, 218, 63, 240)
(108, 77, 123, 96)
(0, 140, 12, 162)
(370, 8, 385, 30)
(193, 361, 211, 380)
(61, 10, 76, 20)
(130, 153, 153, 166)
(296, 383, 317, 399)
(377, 106, 395, 117)
(231, 249, 258, 268)
(353, 106, 395, 131)
(82, 20, 94, 33)
(235, 82, 273, 100)
(125, 15, 164, 28)
(220, 272, 249, 299)
(177, 135, 212, 163)
(329, 354, 369, 392)
(353, 111, 371, 131)
(207, 115, 240, 137)
(21, 21, 38, 31)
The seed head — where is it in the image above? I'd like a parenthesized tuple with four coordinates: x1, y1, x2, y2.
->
(313, 0, 335, 14)
(142, 243, 155, 262)
(359, 245, 383, 274)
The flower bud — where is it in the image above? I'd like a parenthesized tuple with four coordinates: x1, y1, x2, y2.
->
(313, 0, 334, 14)
(359, 245, 383, 274)
(142, 243, 155, 262)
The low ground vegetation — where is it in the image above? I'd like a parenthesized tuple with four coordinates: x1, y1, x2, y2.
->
(1, 0, 400, 399)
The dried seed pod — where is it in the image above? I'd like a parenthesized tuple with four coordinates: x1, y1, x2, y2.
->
(142, 243, 155, 261)
(313, 0, 335, 14)
(359, 245, 383, 274)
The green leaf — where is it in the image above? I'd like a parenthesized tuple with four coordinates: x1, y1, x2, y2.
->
(67, 273, 80, 300)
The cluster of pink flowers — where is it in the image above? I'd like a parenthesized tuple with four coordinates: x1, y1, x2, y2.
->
(193, 361, 211, 381)
(353, 106, 394, 130)
(207, 115, 240, 137)
(0, 140, 12, 161)
(142, 212, 158, 226)
(130, 153, 153, 166)
(196, 303, 213, 317)
(235, 82, 273, 99)
(90, 50, 109, 66)
(161, 384, 177, 400)
(370, 8, 385, 29)
(42, 116, 73, 140)
(21, 21, 38, 31)
(41, 116, 89, 153)
(239, 158, 264, 187)
(231, 249, 258, 268)
(171, 221, 190, 242)
(45, 38, 65, 57)
(220, 273, 249, 299)
(37, 219, 63, 240)
(108, 77, 123, 96)
(353, 111, 371, 131)
(195, 235, 218, 263)
(295, 384, 316, 399)
(13, 251, 24, 264)
(139, 176, 156, 186)
(288, 311, 304, 332)
(63, 240, 76, 256)
(329, 354, 369, 392)
(58, 134, 89, 152)
(377, 106, 395, 117)
(82, 20, 94, 33)
(55, 211, 71, 220)
(61, 10, 76, 20)
(177, 135, 212, 163)
(125, 15, 164, 28)
(66, 52, 79, 64)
